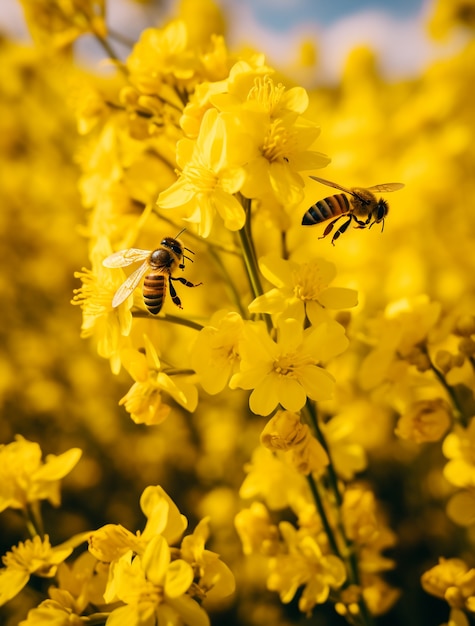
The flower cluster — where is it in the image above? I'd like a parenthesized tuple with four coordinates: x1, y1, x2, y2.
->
(0, 440, 234, 626)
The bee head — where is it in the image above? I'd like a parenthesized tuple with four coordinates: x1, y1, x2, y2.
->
(160, 237, 184, 258)
(375, 198, 389, 222)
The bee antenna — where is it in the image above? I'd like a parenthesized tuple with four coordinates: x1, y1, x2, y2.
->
(175, 227, 187, 239)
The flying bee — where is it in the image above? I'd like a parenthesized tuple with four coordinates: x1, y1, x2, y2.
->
(302, 176, 404, 245)
(102, 234, 201, 315)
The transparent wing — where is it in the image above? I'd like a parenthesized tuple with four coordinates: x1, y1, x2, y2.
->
(309, 175, 371, 204)
(366, 183, 405, 193)
(111, 261, 150, 308)
(309, 176, 353, 195)
(103, 248, 151, 269)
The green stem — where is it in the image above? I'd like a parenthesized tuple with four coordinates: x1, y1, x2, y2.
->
(107, 27, 135, 48)
(208, 246, 248, 318)
(237, 223, 264, 301)
(92, 30, 128, 77)
(281, 230, 289, 260)
(306, 473, 342, 559)
(163, 368, 195, 376)
(132, 310, 204, 331)
(423, 348, 468, 427)
(237, 197, 273, 333)
(302, 402, 374, 626)
(24, 502, 44, 539)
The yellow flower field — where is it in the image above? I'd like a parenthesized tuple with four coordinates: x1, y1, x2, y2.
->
(1, 1, 475, 625)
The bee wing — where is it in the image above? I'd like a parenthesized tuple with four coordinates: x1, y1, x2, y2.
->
(103, 248, 151, 268)
(111, 260, 150, 308)
(366, 183, 405, 193)
(309, 175, 373, 206)
(309, 176, 354, 195)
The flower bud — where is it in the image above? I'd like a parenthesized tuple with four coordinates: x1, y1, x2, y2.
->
(454, 315, 475, 337)
(435, 349, 453, 374)
(260, 411, 307, 451)
(395, 398, 452, 443)
(458, 337, 475, 357)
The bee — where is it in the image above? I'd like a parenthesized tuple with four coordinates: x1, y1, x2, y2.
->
(302, 176, 404, 245)
(103, 235, 201, 315)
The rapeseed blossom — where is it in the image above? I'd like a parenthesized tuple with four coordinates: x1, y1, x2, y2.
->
(0, 436, 81, 513)
(267, 522, 346, 615)
(0, 534, 87, 607)
(249, 255, 358, 324)
(119, 336, 198, 424)
(230, 318, 348, 415)
(158, 108, 247, 236)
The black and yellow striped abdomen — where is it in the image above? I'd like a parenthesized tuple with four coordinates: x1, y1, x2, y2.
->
(143, 272, 166, 315)
(302, 193, 350, 226)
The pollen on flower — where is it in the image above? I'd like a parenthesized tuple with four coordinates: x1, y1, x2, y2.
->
(72, 268, 115, 316)
(262, 119, 295, 163)
(183, 163, 218, 193)
(247, 76, 286, 114)
(2, 536, 52, 572)
(293, 264, 327, 302)
(273, 353, 314, 377)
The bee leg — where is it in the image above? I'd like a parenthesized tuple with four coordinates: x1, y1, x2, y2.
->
(318, 215, 346, 240)
(168, 278, 183, 309)
(171, 276, 203, 288)
(168, 276, 203, 309)
(331, 217, 353, 245)
(353, 216, 369, 229)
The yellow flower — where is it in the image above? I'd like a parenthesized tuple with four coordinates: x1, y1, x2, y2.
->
(18, 0, 106, 49)
(180, 55, 271, 137)
(342, 487, 396, 572)
(72, 237, 133, 374)
(395, 398, 452, 443)
(213, 74, 330, 207)
(88, 524, 140, 562)
(19, 599, 84, 626)
(139, 485, 188, 546)
(191, 310, 244, 394)
(158, 108, 247, 237)
(443, 421, 475, 488)
(127, 21, 196, 94)
(239, 447, 310, 512)
(249, 255, 358, 325)
(0, 435, 81, 513)
(321, 415, 367, 481)
(359, 296, 441, 390)
(230, 318, 348, 416)
(180, 517, 236, 601)
(267, 521, 346, 615)
(119, 335, 198, 425)
(234, 502, 280, 556)
(104, 535, 209, 626)
(0, 534, 88, 607)
(260, 411, 329, 476)
(422, 558, 475, 612)
(89, 485, 188, 563)
(446, 490, 475, 527)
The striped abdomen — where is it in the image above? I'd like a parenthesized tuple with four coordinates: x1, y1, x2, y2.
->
(143, 272, 167, 315)
(302, 193, 350, 225)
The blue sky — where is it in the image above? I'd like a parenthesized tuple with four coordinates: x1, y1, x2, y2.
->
(0, 0, 452, 82)
(232, 0, 426, 29)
